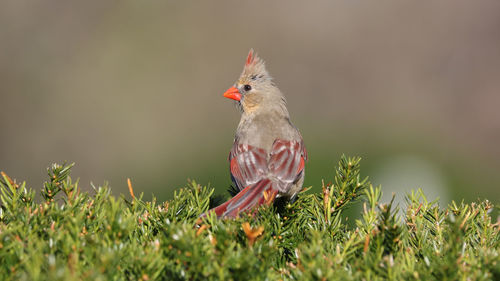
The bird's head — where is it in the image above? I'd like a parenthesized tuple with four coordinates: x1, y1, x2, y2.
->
(223, 49, 287, 116)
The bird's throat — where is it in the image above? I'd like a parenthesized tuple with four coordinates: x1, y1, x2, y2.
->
(241, 94, 262, 114)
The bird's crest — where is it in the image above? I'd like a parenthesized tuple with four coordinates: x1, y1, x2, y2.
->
(246, 49, 257, 66)
(241, 49, 269, 79)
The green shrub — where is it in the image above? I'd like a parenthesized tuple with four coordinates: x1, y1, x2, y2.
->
(0, 156, 498, 280)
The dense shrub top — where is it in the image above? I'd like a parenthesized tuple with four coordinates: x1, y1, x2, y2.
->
(0, 157, 499, 280)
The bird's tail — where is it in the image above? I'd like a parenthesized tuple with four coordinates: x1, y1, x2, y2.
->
(201, 179, 277, 218)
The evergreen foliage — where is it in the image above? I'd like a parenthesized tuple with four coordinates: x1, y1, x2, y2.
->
(0, 157, 499, 280)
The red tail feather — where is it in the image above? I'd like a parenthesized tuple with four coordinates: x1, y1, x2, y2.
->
(201, 179, 276, 218)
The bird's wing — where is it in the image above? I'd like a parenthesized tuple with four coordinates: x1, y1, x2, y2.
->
(229, 143, 269, 191)
(229, 139, 306, 190)
(203, 139, 305, 218)
(268, 139, 305, 193)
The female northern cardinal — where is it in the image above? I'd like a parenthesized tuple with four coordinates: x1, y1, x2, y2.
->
(204, 49, 307, 218)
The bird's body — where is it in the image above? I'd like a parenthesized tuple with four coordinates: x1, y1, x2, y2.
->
(236, 111, 300, 152)
(204, 50, 306, 218)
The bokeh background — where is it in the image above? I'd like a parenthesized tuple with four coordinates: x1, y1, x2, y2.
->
(1, 1, 499, 207)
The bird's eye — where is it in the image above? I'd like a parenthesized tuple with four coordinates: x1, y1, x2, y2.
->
(243, 84, 252, 91)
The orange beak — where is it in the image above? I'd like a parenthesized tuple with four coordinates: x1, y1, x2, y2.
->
(223, 86, 242, 101)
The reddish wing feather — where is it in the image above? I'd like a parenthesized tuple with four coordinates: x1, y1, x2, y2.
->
(204, 139, 305, 218)
(230, 140, 305, 190)
(268, 140, 305, 193)
(228, 139, 305, 203)
(229, 143, 268, 191)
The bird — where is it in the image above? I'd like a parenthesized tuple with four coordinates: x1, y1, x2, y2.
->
(203, 49, 307, 218)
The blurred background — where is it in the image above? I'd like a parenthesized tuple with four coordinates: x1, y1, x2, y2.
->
(1, 1, 499, 207)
